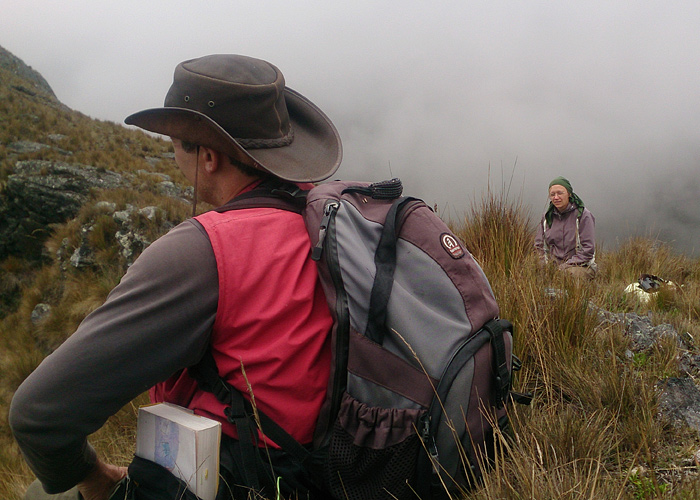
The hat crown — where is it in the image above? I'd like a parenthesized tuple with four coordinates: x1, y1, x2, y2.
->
(164, 55, 292, 144)
(124, 53, 342, 182)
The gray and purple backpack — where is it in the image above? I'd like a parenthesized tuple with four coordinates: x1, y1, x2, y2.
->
(191, 178, 527, 499)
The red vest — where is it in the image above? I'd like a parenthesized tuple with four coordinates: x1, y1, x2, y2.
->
(151, 204, 332, 446)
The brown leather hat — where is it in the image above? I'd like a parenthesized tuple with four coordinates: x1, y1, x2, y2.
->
(125, 54, 342, 182)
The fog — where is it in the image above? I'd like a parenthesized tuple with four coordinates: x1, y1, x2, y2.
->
(3, 0, 698, 255)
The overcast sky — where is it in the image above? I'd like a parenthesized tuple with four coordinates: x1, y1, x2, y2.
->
(3, 1, 699, 256)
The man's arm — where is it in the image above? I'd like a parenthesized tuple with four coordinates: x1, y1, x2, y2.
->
(9, 219, 218, 493)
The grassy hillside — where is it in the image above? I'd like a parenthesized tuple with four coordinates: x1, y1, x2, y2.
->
(457, 191, 700, 499)
(1, 47, 700, 499)
(0, 47, 192, 496)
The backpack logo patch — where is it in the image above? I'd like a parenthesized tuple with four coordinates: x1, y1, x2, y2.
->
(441, 233, 464, 259)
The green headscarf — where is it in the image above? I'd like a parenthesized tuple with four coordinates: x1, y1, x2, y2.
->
(545, 176, 585, 227)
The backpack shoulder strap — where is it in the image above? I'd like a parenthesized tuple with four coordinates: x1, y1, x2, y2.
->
(188, 351, 311, 462)
(215, 179, 308, 214)
(189, 180, 314, 488)
(188, 351, 314, 491)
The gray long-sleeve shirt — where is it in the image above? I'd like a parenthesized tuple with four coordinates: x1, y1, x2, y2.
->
(9, 219, 218, 493)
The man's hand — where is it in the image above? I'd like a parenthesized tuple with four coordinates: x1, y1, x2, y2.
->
(77, 459, 127, 500)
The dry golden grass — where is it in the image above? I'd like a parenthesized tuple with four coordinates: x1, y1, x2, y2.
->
(453, 193, 700, 500)
(1, 180, 699, 499)
(2, 63, 700, 497)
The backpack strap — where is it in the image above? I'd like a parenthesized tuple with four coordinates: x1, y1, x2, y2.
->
(215, 179, 307, 214)
(188, 351, 314, 489)
(481, 319, 512, 408)
(189, 181, 313, 490)
(542, 217, 550, 263)
(365, 196, 420, 344)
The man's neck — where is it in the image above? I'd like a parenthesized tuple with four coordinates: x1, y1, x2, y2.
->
(215, 174, 262, 207)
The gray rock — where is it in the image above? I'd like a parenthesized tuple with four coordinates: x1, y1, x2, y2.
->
(592, 308, 687, 353)
(95, 201, 117, 213)
(157, 180, 182, 198)
(7, 141, 50, 154)
(69, 226, 96, 268)
(30, 303, 51, 324)
(70, 244, 95, 268)
(624, 313, 681, 352)
(0, 160, 125, 260)
(657, 378, 700, 433)
(139, 206, 160, 220)
(115, 230, 150, 263)
(0, 46, 56, 97)
(113, 210, 132, 224)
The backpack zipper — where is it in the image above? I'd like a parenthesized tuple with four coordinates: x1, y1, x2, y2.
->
(312, 200, 350, 441)
(312, 201, 339, 261)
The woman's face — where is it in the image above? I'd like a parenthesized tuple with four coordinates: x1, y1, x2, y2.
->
(549, 184, 570, 212)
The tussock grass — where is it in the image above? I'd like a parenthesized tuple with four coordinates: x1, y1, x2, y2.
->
(1, 170, 699, 500)
(457, 181, 534, 280)
(452, 191, 700, 500)
(3, 58, 699, 497)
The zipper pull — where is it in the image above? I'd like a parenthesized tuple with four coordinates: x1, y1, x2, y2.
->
(420, 415, 440, 467)
(312, 202, 339, 261)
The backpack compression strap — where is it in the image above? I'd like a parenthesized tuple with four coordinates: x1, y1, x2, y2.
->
(481, 319, 512, 408)
(365, 196, 421, 344)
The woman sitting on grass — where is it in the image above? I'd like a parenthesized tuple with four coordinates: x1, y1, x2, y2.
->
(535, 176, 597, 280)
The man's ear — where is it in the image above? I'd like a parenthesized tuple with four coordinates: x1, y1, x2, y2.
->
(200, 147, 221, 173)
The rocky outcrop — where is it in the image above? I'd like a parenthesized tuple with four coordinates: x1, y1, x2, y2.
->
(0, 159, 189, 262)
(0, 160, 126, 260)
(545, 290, 700, 439)
(0, 46, 57, 99)
(594, 309, 700, 377)
(593, 307, 700, 435)
(60, 202, 174, 269)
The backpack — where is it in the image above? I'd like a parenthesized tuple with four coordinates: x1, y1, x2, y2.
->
(189, 178, 529, 499)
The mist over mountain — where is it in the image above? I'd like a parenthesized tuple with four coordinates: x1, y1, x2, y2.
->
(0, 43, 697, 257)
(2, 43, 700, 500)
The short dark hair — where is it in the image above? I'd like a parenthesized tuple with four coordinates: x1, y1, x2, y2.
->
(180, 141, 269, 179)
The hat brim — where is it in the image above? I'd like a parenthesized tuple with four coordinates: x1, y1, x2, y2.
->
(125, 87, 342, 183)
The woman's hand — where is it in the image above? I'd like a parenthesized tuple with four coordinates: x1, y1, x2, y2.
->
(77, 459, 127, 500)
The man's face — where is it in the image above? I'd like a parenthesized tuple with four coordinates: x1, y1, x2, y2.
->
(549, 184, 570, 212)
(171, 138, 197, 185)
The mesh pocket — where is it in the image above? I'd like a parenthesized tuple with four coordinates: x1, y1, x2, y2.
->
(325, 392, 425, 500)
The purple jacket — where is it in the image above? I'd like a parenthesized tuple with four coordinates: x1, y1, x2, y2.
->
(534, 203, 596, 266)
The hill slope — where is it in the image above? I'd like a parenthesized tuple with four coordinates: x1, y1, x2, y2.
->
(1, 45, 700, 500)
(0, 46, 193, 497)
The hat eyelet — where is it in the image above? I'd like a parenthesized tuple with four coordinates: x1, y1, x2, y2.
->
(184, 95, 190, 102)
(208, 101, 215, 108)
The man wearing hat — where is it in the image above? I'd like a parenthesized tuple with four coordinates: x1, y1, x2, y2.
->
(11, 54, 342, 499)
